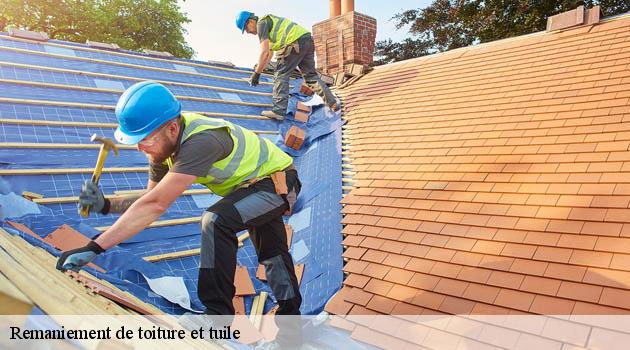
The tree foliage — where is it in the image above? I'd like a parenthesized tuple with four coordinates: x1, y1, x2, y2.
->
(375, 0, 630, 65)
(0, 0, 194, 58)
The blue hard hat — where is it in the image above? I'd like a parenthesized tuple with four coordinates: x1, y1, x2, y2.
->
(236, 11, 253, 33)
(114, 81, 181, 145)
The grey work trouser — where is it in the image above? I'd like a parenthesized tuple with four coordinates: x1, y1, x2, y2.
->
(197, 169, 302, 316)
(272, 34, 337, 116)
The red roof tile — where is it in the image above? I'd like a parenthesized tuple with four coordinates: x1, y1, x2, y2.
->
(333, 13, 630, 319)
(345, 287, 373, 306)
(324, 287, 353, 315)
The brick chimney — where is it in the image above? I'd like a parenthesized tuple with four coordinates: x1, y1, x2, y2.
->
(313, 0, 376, 75)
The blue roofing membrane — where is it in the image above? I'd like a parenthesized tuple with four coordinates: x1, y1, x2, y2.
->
(0, 33, 343, 315)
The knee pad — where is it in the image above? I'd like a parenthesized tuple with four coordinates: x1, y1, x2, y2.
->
(200, 211, 220, 268)
(261, 255, 296, 301)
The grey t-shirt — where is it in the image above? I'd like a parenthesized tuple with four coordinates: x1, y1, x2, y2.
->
(149, 127, 234, 182)
(257, 17, 272, 43)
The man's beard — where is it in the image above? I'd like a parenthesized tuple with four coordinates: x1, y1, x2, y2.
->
(146, 140, 174, 164)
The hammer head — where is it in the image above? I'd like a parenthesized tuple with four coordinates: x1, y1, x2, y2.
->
(90, 134, 119, 156)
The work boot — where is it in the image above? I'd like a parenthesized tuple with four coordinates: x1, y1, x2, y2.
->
(328, 101, 341, 113)
(261, 110, 286, 121)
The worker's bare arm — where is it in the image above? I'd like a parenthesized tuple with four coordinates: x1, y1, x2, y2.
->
(147, 179, 160, 191)
(95, 172, 197, 249)
(105, 178, 160, 214)
(256, 39, 272, 73)
(108, 194, 143, 214)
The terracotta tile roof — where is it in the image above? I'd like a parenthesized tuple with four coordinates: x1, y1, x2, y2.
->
(333, 13, 630, 316)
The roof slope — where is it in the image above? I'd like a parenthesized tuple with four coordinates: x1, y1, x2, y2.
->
(0, 33, 343, 315)
(331, 13, 630, 317)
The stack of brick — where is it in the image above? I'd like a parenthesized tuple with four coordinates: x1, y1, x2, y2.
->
(299, 84, 314, 96)
(284, 126, 306, 150)
(294, 102, 311, 123)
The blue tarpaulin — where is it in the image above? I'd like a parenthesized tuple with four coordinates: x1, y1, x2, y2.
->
(0, 33, 343, 316)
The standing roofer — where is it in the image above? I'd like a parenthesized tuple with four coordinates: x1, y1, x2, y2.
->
(56, 81, 303, 317)
(236, 10, 339, 120)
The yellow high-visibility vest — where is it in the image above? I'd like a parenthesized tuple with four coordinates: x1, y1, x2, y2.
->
(262, 14, 309, 51)
(166, 113, 292, 196)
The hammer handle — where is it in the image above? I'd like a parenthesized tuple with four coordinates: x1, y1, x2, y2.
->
(79, 146, 110, 217)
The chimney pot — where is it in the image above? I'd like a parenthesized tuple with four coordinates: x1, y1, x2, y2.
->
(342, 0, 354, 14)
(330, 0, 341, 18)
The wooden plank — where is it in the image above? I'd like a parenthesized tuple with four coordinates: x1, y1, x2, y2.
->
(21, 191, 44, 199)
(1, 34, 269, 77)
(114, 188, 210, 196)
(143, 232, 250, 262)
(0, 142, 135, 150)
(143, 248, 201, 263)
(0, 272, 33, 314)
(0, 96, 267, 120)
(0, 45, 274, 86)
(1, 118, 119, 128)
(0, 229, 222, 350)
(0, 78, 272, 107)
(238, 232, 250, 245)
(194, 110, 267, 120)
(0, 96, 112, 109)
(98, 216, 201, 232)
(1, 229, 163, 316)
(253, 292, 267, 330)
(0, 118, 278, 135)
(0, 60, 273, 96)
(0, 167, 146, 176)
(0, 229, 117, 314)
(34, 194, 115, 205)
(249, 295, 261, 322)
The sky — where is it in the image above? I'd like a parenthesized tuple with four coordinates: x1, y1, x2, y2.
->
(177, 0, 432, 68)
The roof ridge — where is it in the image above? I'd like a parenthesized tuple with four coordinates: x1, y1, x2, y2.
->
(375, 10, 630, 71)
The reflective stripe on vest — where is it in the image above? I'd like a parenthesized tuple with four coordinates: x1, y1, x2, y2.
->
(171, 113, 292, 196)
(263, 14, 309, 51)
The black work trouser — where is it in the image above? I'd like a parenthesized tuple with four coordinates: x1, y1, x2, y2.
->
(273, 34, 337, 115)
(197, 169, 302, 316)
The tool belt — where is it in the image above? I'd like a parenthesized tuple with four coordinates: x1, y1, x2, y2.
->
(276, 41, 300, 62)
(239, 164, 298, 216)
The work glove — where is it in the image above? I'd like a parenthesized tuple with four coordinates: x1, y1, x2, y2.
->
(56, 241, 105, 272)
(249, 72, 261, 87)
(78, 180, 109, 215)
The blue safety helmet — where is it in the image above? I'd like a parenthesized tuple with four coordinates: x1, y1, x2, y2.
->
(236, 11, 254, 33)
(114, 81, 181, 145)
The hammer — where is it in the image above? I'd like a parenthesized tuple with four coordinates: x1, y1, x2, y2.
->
(79, 134, 119, 217)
